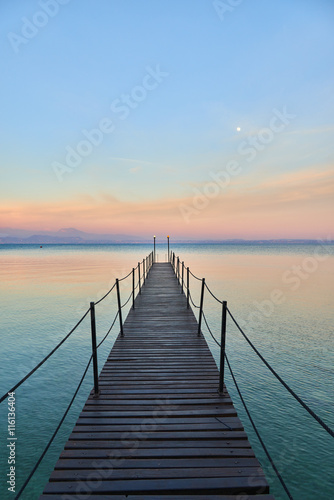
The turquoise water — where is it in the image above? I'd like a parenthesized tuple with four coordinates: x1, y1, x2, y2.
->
(0, 243, 333, 499)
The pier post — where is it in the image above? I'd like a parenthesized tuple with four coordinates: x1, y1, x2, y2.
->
(167, 235, 170, 262)
(187, 267, 190, 308)
(198, 278, 205, 336)
(153, 236, 156, 263)
(181, 261, 184, 293)
(116, 279, 124, 336)
(177, 257, 180, 283)
(143, 258, 145, 285)
(219, 301, 227, 394)
(90, 302, 99, 397)
(132, 268, 135, 309)
(138, 262, 141, 294)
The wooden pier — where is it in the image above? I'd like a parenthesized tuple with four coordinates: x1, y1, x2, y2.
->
(40, 263, 274, 499)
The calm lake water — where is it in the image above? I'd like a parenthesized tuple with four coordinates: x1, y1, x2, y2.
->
(0, 243, 333, 499)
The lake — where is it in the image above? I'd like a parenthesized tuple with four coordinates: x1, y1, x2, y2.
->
(0, 243, 333, 499)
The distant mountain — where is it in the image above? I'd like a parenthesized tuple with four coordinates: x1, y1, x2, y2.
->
(0, 228, 332, 245)
(0, 227, 148, 244)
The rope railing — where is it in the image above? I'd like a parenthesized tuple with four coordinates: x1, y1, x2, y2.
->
(199, 309, 294, 498)
(0, 307, 90, 404)
(188, 268, 202, 281)
(96, 311, 119, 349)
(14, 355, 93, 500)
(170, 249, 334, 484)
(227, 307, 334, 439)
(188, 289, 200, 309)
(0, 249, 154, 498)
(204, 281, 223, 304)
(225, 352, 294, 500)
(170, 251, 334, 440)
(94, 281, 117, 306)
(121, 290, 134, 309)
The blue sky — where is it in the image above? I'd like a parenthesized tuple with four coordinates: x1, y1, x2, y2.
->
(1, 0, 333, 238)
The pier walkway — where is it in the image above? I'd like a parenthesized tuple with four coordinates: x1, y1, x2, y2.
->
(40, 263, 274, 499)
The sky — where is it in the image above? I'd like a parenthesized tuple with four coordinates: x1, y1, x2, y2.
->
(1, 0, 333, 240)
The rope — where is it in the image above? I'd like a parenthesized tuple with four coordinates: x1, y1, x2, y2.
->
(227, 307, 334, 439)
(121, 290, 133, 309)
(188, 290, 200, 309)
(204, 282, 223, 304)
(14, 355, 93, 499)
(188, 268, 202, 281)
(202, 312, 221, 347)
(94, 281, 116, 305)
(0, 308, 90, 404)
(118, 269, 134, 282)
(96, 312, 119, 349)
(225, 353, 294, 499)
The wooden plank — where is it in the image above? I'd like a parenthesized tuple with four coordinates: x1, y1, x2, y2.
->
(50, 466, 265, 480)
(40, 262, 273, 499)
(54, 457, 261, 470)
(40, 495, 275, 500)
(64, 439, 252, 449)
(59, 448, 256, 459)
(43, 476, 269, 495)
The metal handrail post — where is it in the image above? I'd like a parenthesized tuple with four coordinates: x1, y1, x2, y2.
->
(116, 279, 124, 336)
(167, 235, 170, 262)
(153, 236, 156, 263)
(181, 262, 184, 293)
(219, 301, 227, 394)
(143, 258, 145, 285)
(138, 262, 141, 294)
(198, 278, 205, 336)
(90, 302, 99, 397)
(187, 267, 190, 308)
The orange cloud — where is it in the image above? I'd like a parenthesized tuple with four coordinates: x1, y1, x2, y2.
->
(0, 166, 333, 239)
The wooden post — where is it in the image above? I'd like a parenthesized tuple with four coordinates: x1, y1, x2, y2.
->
(132, 268, 135, 309)
(198, 278, 205, 336)
(116, 279, 124, 336)
(90, 302, 99, 397)
(219, 301, 227, 394)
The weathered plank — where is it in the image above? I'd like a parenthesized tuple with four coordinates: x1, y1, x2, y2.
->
(40, 262, 273, 498)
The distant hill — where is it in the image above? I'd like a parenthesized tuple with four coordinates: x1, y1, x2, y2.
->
(0, 228, 332, 245)
(0, 227, 148, 244)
